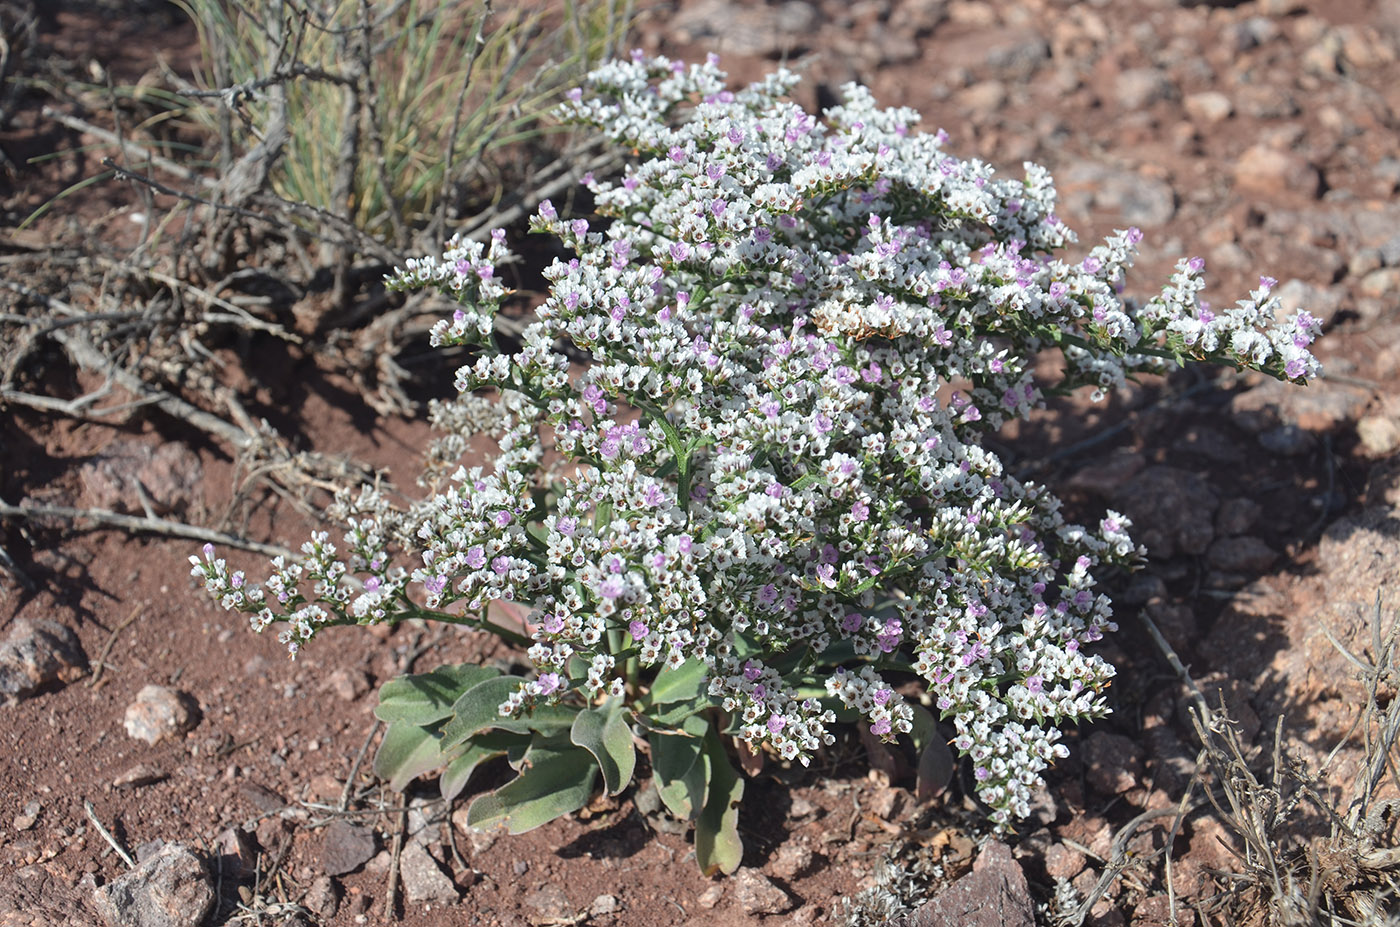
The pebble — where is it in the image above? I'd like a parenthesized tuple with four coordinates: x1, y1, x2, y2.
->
(1115, 68, 1175, 110)
(1359, 268, 1400, 300)
(1258, 424, 1315, 456)
(669, 0, 817, 58)
(92, 843, 214, 927)
(1113, 466, 1219, 559)
(696, 884, 724, 909)
(1234, 145, 1322, 199)
(958, 80, 1008, 113)
(903, 842, 1034, 927)
(112, 764, 168, 790)
(589, 894, 619, 917)
(1184, 91, 1232, 124)
(123, 685, 200, 745)
(79, 439, 203, 515)
(1206, 536, 1277, 573)
(769, 841, 815, 880)
(1083, 731, 1145, 796)
(524, 883, 571, 920)
(1215, 498, 1262, 536)
(322, 668, 370, 702)
(213, 827, 257, 882)
(1044, 842, 1086, 880)
(735, 869, 796, 915)
(302, 875, 340, 919)
(1358, 415, 1400, 456)
(318, 820, 376, 876)
(0, 618, 88, 706)
(1061, 164, 1176, 228)
(399, 841, 460, 907)
(13, 800, 41, 831)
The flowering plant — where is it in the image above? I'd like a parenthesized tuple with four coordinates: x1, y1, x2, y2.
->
(192, 54, 1320, 873)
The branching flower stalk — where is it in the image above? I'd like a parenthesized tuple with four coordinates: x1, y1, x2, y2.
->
(192, 54, 1321, 834)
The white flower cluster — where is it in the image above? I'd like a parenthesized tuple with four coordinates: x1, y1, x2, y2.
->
(192, 54, 1321, 827)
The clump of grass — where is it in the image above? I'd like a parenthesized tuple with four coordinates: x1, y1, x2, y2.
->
(1186, 595, 1400, 927)
(174, 0, 630, 251)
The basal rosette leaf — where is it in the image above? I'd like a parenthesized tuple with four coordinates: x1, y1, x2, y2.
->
(374, 720, 447, 792)
(695, 728, 744, 877)
(569, 698, 637, 796)
(375, 664, 502, 726)
(439, 675, 578, 751)
(440, 730, 530, 802)
(464, 732, 600, 835)
(649, 714, 710, 821)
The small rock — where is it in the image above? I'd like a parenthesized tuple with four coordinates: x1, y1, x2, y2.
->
(1062, 164, 1175, 228)
(1215, 498, 1261, 536)
(696, 884, 724, 909)
(1083, 731, 1145, 796)
(0, 619, 88, 706)
(318, 820, 376, 876)
(1234, 145, 1322, 199)
(399, 841, 459, 907)
(123, 686, 200, 745)
(893, 842, 1034, 927)
(1184, 91, 1232, 124)
(13, 800, 41, 831)
(1258, 424, 1315, 456)
(113, 764, 168, 790)
(1044, 842, 1086, 881)
(322, 668, 370, 702)
(1349, 249, 1384, 279)
(958, 80, 1008, 112)
(589, 894, 619, 917)
(513, 859, 530, 876)
(1207, 536, 1277, 573)
(769, 841, 815, 880)
(1271, 278, 1344, 328)
(80, 439, 203, 515)
(1134, 894, 1197, 927)
(1115, 68, 1175, 110)
(524, 883, 571, 920)
(984, 31, 1050, 79)
(1113, 466, 1219, 559)
(92, 843, 214, 927)
(735, 869, 796, 915)
(239, 781, 286, 815)
(1358, 415, 1400, 456)
(406, 795, 448, 848)
(1359, 268, 1400, 300)
(669, 0, 817, 58)
(213, 827, 257, 882)
(302, 875, 339, 919)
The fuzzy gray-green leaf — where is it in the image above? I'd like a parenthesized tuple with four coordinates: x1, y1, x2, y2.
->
(570, 699, 636, 796)
(375, 664, 501, 726)
(464, 744, 598, 835)
(694, 730, 744, 876)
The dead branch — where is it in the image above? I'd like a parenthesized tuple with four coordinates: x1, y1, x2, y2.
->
(0, 497, 295, 560)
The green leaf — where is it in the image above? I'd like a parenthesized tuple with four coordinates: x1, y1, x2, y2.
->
(373, 720, 446, 792)
(909, 703, 954, 803)
(648, 657, 708, 705)
(570, 699, 637, 796)
(464, 742, 599, 835)
(439, 730, 529, 802)
(375, 664, 501, 726)
(637, 697, 709, 730)
(650, 723, 709, 821)
(439, 676, 578, 751)
(694, 730, 744, 876)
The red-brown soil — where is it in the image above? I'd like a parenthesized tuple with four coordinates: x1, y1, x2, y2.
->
(3, 1, 1400, 925)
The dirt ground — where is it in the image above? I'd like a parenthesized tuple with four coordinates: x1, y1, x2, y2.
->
(3, 1, 1400, 925)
